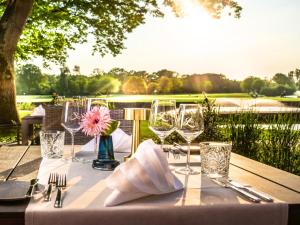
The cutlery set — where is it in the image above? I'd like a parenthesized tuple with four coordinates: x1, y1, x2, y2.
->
(166, 143, 273, 203)
(212, 179, 273, 203)
(44, 173, 67, 208)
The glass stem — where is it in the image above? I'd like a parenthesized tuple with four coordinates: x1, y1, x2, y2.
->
(71, 132, 75, 161)
(161, 137, 165, 151)
(186, 141, 191, 170)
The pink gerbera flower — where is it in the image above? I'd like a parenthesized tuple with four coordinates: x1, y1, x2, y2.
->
(81, 106, 111, 136)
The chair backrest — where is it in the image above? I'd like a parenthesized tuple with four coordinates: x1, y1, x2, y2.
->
(43, 105, 132, 145)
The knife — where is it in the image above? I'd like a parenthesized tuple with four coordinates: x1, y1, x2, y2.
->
(25, 179, 39, 198)
(212, 179, 261, 203)
(229, 181, 273, 202)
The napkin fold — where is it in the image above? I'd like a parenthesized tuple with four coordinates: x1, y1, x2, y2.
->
(31, 104, 45, 116)
(80, 128, 131, 153)
(104, 139, 183, 206)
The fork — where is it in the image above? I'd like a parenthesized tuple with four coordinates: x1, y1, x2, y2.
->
(54, 174, 67, 208)
(44, 173, 56, 201)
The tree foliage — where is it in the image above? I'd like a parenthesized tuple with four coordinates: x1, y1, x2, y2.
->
(0, 0, 242, 65)
(273, 73, 295, 87)
(122, 76, 147, 94)
(13, 0, 163, 64)
(16, 64, 48, 94)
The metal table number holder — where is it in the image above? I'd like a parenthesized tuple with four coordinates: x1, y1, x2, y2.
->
(124, 108, 150, 161)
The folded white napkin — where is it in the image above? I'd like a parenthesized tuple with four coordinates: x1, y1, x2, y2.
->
(104, 139, 183, 206)
(31, 105, 45, 116)
(80, 128, 131, 153)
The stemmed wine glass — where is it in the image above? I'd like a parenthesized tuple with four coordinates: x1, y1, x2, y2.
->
(149, 99, 177, 151)
(176, 104, 204, 175)
(61, 99, 87, 161)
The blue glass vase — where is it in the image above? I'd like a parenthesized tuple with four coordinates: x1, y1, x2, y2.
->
(92, 135, 120, 170)
(98, 135, 114, 160)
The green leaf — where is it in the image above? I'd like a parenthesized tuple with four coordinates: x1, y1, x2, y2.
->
(101, 119, 120, 136)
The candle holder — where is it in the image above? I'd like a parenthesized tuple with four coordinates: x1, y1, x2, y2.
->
(123, 108, 150, 161)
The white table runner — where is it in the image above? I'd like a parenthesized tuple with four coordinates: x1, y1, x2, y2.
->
(26, 152, 288, 225)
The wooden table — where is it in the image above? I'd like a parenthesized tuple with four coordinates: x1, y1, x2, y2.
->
(0, 145, 299, 225)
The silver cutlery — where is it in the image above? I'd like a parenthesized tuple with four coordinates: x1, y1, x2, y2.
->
(212, 179, 261, 203)
(54, 174, 67, 208)
(25, 179, 39, 198)
(44, 173, 56, 201)
(229, 180, 273, 202)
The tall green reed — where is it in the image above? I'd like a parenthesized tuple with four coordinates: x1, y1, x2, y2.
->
(227, 111, 262, 159)
(259, 113, 300, 174)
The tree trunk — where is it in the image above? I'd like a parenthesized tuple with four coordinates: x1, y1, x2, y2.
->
(0, 0, 33, 124)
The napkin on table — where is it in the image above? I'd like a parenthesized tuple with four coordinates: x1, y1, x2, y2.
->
(31, 104, 45, 116)
(104, 139, 183, 206)
(80, 128, 131, 153)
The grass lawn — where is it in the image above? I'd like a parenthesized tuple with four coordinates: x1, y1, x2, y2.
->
(16, 93, 300, 103)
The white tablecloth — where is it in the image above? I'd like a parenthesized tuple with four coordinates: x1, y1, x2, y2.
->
(25, 153, 288, 225)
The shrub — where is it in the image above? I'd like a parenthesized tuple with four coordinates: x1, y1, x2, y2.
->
(196, 96, 225, 142)
(261, 84, 295, 96)
(17, 102, 35, 110)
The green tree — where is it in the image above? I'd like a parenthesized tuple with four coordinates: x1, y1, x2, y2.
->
(251, 78, 266, 93)
(272, 73, 295, 87)
(158, 76, 173, 93)
(0, 0, 241, 123)
(122, 76, 147, 94)
(171, 77, 183, 93)
(58, 66, 70, 96)
(147, 82, 159, 94)
(287, 69, 300, 89)
(108, 68, 128, 82)
(88, 76, 121, 95)
(155, 69, 177, 78)
(16, 64, 49, 94)
(66, 77, 81, 96)
(240, 76, 258, 93)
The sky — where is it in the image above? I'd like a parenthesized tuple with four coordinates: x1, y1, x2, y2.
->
(33, 0, 300, 80)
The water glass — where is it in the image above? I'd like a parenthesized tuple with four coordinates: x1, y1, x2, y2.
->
(40, 131, 65, 159)
(200, 142, 232, 179)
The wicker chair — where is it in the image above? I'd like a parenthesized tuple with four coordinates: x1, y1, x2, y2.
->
(43, 105, 132, 145)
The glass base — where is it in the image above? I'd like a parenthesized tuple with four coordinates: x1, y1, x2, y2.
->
(92, 159, 120, 171)
(175, 167, 200, 175)
(73, 157, 93, 163)
(61, 156, 92, 164)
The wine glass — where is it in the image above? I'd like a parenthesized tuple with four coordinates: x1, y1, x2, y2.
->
(149, 99, 177, 151)
(61, 99, 87, 161)
(176, 104, 204, 175)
